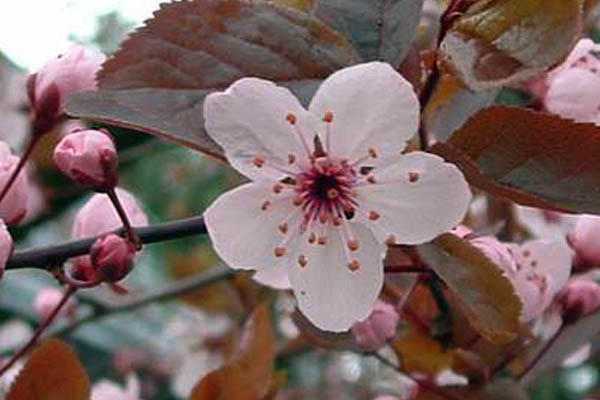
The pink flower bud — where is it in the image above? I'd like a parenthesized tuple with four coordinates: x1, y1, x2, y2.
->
(351, 300, 399, 352)
(0, 142, 30, 225)
(557, 279, 600, 323)
(31, 45, 105, 123)
(53, 129, 118, 191)
(33, 287, 77, 321)
(0, 221, 13, 280)
(90, 234, 136, 282)
(70, 188, 147, 280)
(567, 214, 600, 269)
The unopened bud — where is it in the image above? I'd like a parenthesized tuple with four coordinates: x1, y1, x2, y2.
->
(53, 129, 118, 191)
(557, 280, 600, 324)
(90, 234, 136, 282)
(0, 221, 12, 280)
(31, 45, 105, 131)
(351, 300, 399, 352)
(568, 214, 600, 270)
(0, 142, 30, 225)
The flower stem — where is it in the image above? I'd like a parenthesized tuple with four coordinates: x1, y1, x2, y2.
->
(0, 135, 39, 207)
(106, 188, 142, 250)
(516, 326, 564, 382)
(0, 285, 77, 378)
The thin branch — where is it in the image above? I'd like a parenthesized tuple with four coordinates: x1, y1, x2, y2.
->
(6, 216, 207, 270)
(51, 267, 234, 338)
(0, 285, 77, 377)
(517, 326, 564, 382)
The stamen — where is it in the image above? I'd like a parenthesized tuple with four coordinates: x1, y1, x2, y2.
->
(288, 153, 296, 165)
(308, 232, 317, 244)
(298, 254, 308, 267)
(332, 216, 342, 226)
(368, 147, 378, 158)
(317, 236, 327, 245)
(273, 183, 284, 194)
(367, 175, 377, 184)
(261, 200, 271, 211)
(327, 188, 339, 199)
(408, 172, 419, 183)
(324, 111, 333, 153)
(293, 195, 304, 206)
(385, 235, 396, 245)
(323, 111, 333, 123)
(286, 112, 312, 158)
(348, 260, 361, 271)
(274, 246, 286, 257)
(253, 155, 265, 168)
(368, 211, 380, 221)
(348, 239, 360, 252)
(278, 223, 288, 234)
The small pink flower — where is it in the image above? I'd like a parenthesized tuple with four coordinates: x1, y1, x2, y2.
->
(71, 188, 148, 279)
(351, 300, 400, 351)
(0, 142, 30, 225)
(33, 287, 77, 321)
(541, 39, 600, 124)
(567, 214, 600, 269)
(0, 221, 12, 279)
(53, 129, 118, 191)
(90, 234, 136, 282)
(557, 279, 600, 323)
(204, 62, 472, 331)
(31, 45, 105, 121)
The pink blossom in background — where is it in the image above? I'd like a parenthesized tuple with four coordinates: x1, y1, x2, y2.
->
(351, 300, 400, 351)
(557, 279, 600, 323)
(33, 287, 77, 321)
(91, 374, 142, 400)
(204, 62, 471, 331)
(71, 188, 148, 279)
(31, 45, 105, 118)
(90, 234, 136, 282)
(567, 214, 600, 269)
(0, 141, 30, 225)
(530, 39, 600, 124)
(0, 221, 12, 279)
(53, 128, 118, 191)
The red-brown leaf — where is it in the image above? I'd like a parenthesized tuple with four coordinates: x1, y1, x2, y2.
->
(6, 339, 90, 400)
(431, 106, 600, 214)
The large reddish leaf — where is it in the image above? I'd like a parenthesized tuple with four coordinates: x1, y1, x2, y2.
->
(67, 0, 359, 158)
(440, 0, 582, 90)
(190, 304, 276, 400)
(417, 234, 522, 344)
(432, 106, 600, 214)
(6, 339, 90, 400)
(280, 0, 424, 66)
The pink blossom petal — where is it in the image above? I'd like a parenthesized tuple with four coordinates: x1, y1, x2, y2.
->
(0, 142, 30, 225)
(289, 223, 385, 332)
(355, 152, 471, 245)
(545, 68, 600, 123)
(253, 262, 291, 290)
(309, 62, 419, 163)
(204, 78, 318, 181)
(204, 182, 298, 278)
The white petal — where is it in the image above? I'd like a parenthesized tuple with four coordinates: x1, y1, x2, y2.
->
(204, 182, 298, 273)
(204, 78, 317, 180)
(253, 262, 291, 290)
(355, 152, 472, 245)
(309, 62, 419, 162)
(289, 223, 385, 332)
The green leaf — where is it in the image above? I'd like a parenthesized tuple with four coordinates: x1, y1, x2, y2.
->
(440, 0, 582, 90)
(432, 106, 600, 214)
(67, 0, 359, 158)
(417, 234, 522, 344)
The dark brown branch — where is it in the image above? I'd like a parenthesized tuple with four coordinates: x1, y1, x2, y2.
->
(6, 216, 207, 270)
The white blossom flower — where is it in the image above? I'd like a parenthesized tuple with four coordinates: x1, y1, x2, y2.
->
(204, 62, 472, 331)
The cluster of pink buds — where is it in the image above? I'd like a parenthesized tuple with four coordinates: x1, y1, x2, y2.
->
(557, 279, 600, 324)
